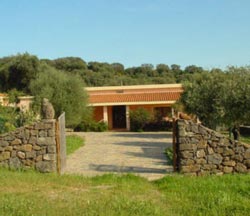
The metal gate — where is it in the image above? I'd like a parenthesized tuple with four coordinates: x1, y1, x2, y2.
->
(56, 112, 66, 174)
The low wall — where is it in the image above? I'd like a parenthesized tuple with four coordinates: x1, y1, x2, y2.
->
(0, 119, 57, 172)
(176, 119, 250, 176)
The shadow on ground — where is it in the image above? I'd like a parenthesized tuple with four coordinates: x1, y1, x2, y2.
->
(124, 149, 166, 160)
(112, 132, 172, 139)
(89, 164, 172, 174)
(113, 141, 171, 147)
(66, 131, 174, 179)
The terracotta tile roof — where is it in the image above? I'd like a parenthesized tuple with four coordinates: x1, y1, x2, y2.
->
(87, 84, 183, 105)
(89, 91, 182, 104)
(89, 87, 181, 95)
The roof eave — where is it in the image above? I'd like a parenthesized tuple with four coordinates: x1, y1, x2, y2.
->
(88, 100, 177, 106)
(85, 84, 182, 91)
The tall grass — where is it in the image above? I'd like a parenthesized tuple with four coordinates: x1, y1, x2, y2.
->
(0, 168, 250, 216)
(155, 174, 250, 216)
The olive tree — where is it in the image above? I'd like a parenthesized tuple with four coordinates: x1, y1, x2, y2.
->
(30, 65, 88, 127)
(180, 72, 226, 129)
(222, 67, 250, 127)
(180, 67, 250, 130)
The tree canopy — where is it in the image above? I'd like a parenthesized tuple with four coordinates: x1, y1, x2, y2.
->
(180, 67, 250, 129)
(29, 65, 88, 127)
(0, 53, 211, 90)
(0, 53, 41, 92)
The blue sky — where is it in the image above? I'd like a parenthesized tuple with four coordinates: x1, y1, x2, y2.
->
(1, 0, 250, 69)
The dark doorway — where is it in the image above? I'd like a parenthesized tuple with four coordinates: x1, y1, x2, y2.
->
(112, 106, 126, 129)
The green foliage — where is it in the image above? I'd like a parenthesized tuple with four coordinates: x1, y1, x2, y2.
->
(0, 106, 17, 133)
(222, 67, 250, 127)
(111, 63, 125, 74)
(130, 108, 152, 132)
(143, 120, 172, 131)
(0, 53, 212, 89)
(1, 169, 250, 216)
(51, 57, 87, 71)
(74, 107, 108, 132)
(74, 121, 108, 132)
(7, 89, 23, 104)
(240, 135, 250, 144)
(180, 67, 250, 129)
(0, 53, 41, 92)
(29, 65, 88, 127)
(155, 174, 250, 216)
(0, 119, 15, 134)
(15, 110, 37, 128)
(0, 89, 30, 133)
(164, 147, 173, 165)
(180, 72, 226, 129)
(66, 135, 84, 155)
(1, 53, 250, 133)
(0, 105, 37, 134)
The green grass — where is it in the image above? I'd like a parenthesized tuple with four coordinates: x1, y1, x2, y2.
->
(0, 168, 250, 216)
(155, 174, 250, 216)
(164, 147, 173, 165)
(241, 135, 250, 144)
(66, 135, 84, 155)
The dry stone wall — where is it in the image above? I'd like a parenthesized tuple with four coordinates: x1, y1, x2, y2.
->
(0, 119, 57, 172)
(176, 119, 250, 176)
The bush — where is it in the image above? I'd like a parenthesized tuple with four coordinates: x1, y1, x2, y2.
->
(15, 110, 37, 128)
(0, 105, 37, 134)
(130, 108, 151, 132)
(164, 148, 173, 165)
(143, 120, 172, 131)
(74, 121, 108, 132)
(0, 117, 13, 134)
(0, 106, 16, 134)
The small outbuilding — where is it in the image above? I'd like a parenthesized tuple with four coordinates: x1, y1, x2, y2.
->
(0, 93, 33, 112)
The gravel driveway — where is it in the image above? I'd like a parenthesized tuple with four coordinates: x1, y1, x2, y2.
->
(65, 132, 173, 180)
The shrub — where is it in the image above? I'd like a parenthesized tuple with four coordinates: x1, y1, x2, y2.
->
(0, 106, 16, 133)
(143, 120, 172, 131)
(15, 110, 37, 127)
(130, 108, 151, 132)
(0, 104, 38, 134)
(164, 148, 173, 165)
(74, 121, 108, 132)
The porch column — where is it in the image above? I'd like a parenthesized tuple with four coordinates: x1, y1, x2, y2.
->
(103, 106, 108, 123)
(171, 107, 175, 118)
(126, 105, 130, 131)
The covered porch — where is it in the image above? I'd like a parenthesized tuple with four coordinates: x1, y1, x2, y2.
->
(86, 84, 183, 131)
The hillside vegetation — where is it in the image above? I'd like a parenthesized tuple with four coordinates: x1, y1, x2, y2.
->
(1, 53, 250, 131)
